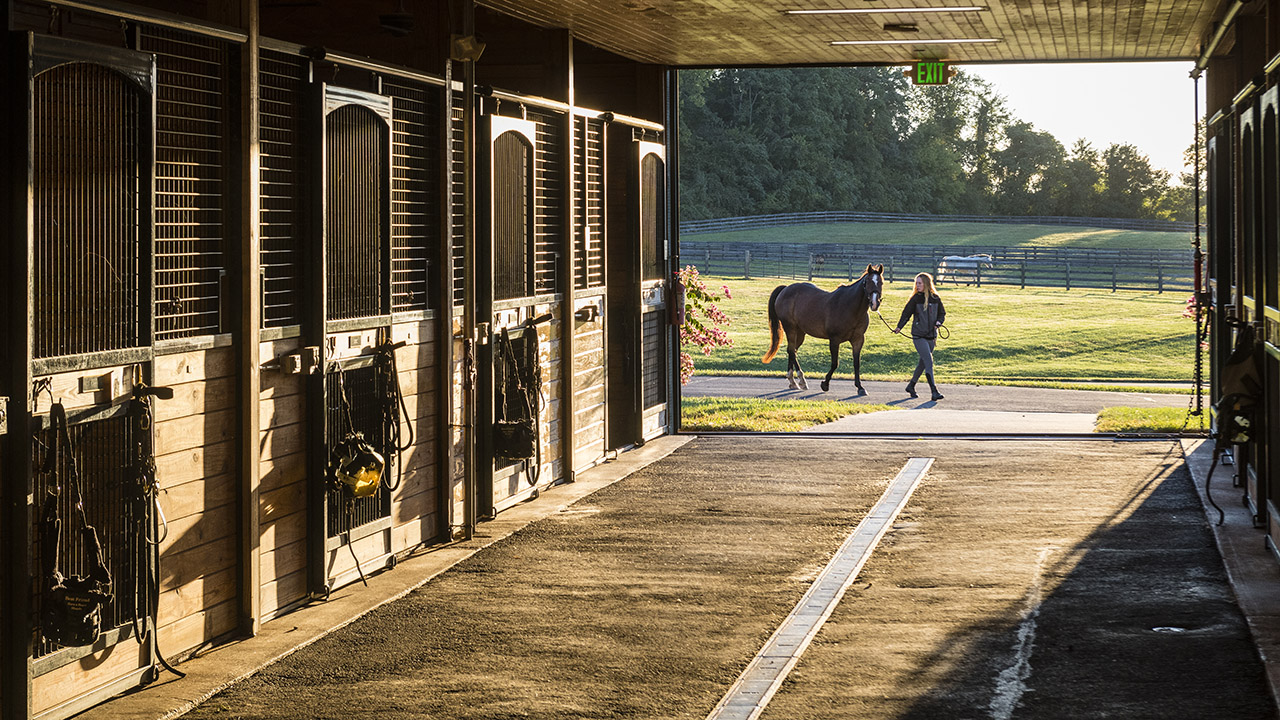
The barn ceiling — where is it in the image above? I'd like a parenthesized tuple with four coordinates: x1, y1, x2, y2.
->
(479, 0, 1230, 67)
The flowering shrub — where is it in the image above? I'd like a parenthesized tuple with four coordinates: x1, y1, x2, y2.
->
(676, 265, 733, 384)
(1181, 293, 1199, 319)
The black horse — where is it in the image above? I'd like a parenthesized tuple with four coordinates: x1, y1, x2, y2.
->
(761, 264, 883, 394)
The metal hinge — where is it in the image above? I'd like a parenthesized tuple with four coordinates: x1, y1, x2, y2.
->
(0, 396, 8, 435)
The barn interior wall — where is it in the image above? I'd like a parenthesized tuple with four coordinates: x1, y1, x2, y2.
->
(2, 0, 672, 716)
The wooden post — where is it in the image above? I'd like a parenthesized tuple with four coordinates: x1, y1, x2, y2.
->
(2, 27, 36, 720)
(887, 259, 894, 284)
(1112, 265, 1117, 292)
(237, 0, 263, 636)
(1158, 267, 1164, 293)
(1020, 261, 1026, 290)
(808, 253, 814, 281)
(744, 249, 751, 280)
(1065, 263, 1071, 291)
(557, 29, 576, 485)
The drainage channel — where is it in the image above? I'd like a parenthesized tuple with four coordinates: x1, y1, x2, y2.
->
(704, 456, 935, 720)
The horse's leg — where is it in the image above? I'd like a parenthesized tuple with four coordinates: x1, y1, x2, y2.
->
(786, 331, 808, 390)
(821, 339, 839, 392)
(850, 335, 866, 395)
(785, 347, 799, 390)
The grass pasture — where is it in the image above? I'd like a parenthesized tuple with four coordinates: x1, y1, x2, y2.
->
(686, 221, 1192, 250)
(688, 275, 1197, 383)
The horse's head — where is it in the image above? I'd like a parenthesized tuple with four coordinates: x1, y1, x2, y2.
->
(864, 264, 883, 311)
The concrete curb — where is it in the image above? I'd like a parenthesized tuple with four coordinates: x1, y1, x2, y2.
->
(1182, 439, 1280, 719)
(76, 435, 693, 720)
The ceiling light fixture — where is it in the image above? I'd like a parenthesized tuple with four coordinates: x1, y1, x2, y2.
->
(787, 6, 986, 14)
(831, 37, 1000, 45)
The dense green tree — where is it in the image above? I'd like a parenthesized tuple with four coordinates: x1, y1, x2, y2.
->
(677, 67, 1186, 222)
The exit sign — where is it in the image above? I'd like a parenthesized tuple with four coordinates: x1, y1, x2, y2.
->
(906, 61, 955, 85)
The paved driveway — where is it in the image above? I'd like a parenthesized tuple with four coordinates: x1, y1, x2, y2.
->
(178, 437, 1271, 720)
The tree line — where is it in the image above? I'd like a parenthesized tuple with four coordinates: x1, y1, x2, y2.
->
(677, 67, 1197, 223)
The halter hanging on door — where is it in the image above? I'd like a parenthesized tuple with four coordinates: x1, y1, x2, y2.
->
(39, 401, 113, 649)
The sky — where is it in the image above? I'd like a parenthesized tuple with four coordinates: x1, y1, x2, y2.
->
(963, 61, 1203, 177)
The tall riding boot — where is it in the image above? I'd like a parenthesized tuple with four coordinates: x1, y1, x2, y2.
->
(927, 373, 944, 401)
(906, 368, 921, 398)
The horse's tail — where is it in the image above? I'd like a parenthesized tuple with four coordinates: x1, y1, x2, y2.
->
(762, 285, 786, 363)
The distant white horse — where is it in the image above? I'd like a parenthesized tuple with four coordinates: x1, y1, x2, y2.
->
(937, 254, 993, 285)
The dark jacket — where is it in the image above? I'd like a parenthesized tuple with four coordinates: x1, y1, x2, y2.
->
(896, 293, 946, 339)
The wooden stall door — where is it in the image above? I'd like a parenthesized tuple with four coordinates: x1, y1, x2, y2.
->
(24, 35, 165, 720)
(479, 115, 546, 517)
(1238, 99, 1267, 527)
(305, 85, 397, 598)
(607, 136, 669, 449)
(1263, 87, 1280, 559)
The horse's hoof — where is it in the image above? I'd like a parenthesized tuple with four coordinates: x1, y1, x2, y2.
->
(788, 382, 800, 390)
(820, 381, 830, 392)
(856, 386, 866, 396)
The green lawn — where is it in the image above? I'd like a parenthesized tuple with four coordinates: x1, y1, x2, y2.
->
(1095, 406, 1207, 433)
(687, 221, 1191, 250)
(688, 276, 1197, 383)
(680, 397, 894, 432)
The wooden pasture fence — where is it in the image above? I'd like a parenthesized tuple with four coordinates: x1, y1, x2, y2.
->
(681, 241, 1195, 293)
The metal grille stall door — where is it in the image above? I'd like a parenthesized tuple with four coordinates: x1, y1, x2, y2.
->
(31, 414, 139, 659)
(385, 81, 443, 313)
(33, 63, 145, 358)
(641, 152, 666, 282)
(326, 105, 389, 321)
(575, 116, 605, 289)
(493, 129, 533, 301)
(140, 27, 231, 341)
(642, 310, 666, 409)
(324, 365, 391, 537)
(259, 50, 308, 328)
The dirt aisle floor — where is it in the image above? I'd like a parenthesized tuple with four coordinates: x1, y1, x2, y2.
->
(185, 438, 1273, 720)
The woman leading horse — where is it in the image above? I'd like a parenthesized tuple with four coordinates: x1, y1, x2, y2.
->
(761, 264, 884, 393)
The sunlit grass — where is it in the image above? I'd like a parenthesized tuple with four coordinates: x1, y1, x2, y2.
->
(688, 221, 1191, 250)
(1095, 406, 1207, 433)
(685, 276, 1198, 383)
(680, 397, 894, 432)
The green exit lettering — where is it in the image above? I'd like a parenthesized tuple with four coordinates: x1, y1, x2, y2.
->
(911, 61, 952, 85)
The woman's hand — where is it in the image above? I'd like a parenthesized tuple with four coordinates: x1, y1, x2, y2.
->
(892, 327, 902, 334)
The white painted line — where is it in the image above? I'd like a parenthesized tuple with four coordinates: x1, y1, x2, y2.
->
(988, 546, 1055, 720)
(705, 457, 935, 720)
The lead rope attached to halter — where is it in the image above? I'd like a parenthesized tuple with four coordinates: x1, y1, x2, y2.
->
(875, 310, 949, 340)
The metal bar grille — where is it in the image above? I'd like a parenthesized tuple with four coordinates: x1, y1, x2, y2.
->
(451, 98, 466, 306)
(575, 116, 605, 289)
(385, 80, 443, 313)
(641, 153, 666, 281)
(33, 64, 144, 358)
(31, 414, 139, 658)
(326, 105, 388, 321)
(324, 366, 391, 537)
(642, 310, 666, 409)
(140, 27, 230, 340)
(529, 108, 564, 295)
(259, 50, 307, 328)
(493, 130, 531, 301)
